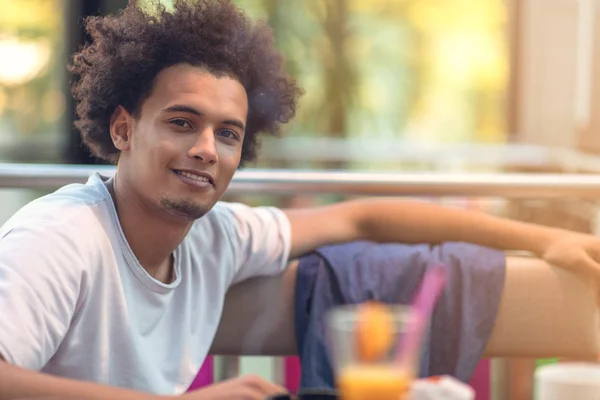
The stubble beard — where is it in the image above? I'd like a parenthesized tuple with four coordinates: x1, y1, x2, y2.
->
(159, 196, 210, 221)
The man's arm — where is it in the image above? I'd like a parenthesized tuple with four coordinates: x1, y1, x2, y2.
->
(284, 198, 600, 279)
(0, 356, 158, 400)
(0, 357, 287, 400)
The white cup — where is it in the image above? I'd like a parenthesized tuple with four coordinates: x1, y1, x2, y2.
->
(536, 363, 600, 400)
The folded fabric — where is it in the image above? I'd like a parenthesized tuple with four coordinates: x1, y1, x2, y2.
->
(294, 241, 505, 391)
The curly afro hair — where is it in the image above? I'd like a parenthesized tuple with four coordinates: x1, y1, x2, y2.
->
(69, 0, 302, 166)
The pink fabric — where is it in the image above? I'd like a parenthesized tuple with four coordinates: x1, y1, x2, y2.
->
(187, 356, 214, 392)
(468, 360, 490, 400)
(284, 356, 301, 394)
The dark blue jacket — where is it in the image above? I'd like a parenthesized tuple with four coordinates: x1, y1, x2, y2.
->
(294, 241, 505, 390)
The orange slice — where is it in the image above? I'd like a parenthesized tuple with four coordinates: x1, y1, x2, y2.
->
(355, 300, 394, 362)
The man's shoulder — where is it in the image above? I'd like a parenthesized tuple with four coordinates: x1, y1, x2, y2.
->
(186, 201, 236, 239)
(186, 200, 288, 246)
(187, 202, 291, 283)
(0, 177, 113, 243)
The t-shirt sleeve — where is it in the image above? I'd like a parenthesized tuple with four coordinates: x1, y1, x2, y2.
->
(0, 225, 84, 370)
(215, 202, 291, 285)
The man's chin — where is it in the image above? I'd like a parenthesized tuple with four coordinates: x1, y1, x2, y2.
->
(159, 197, 211, 221)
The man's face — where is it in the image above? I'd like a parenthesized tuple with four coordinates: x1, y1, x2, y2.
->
(114, 63, 248, 221)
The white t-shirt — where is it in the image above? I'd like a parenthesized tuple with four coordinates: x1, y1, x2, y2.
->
(0, 173, 291, 394)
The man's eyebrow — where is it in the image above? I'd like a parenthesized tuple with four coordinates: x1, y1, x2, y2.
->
(223, 119, 245, 131)
(163, 104, 245, 131)
(162, 104, 203, 117)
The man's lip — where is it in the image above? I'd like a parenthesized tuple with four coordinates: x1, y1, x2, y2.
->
(172, 169, 215, 185)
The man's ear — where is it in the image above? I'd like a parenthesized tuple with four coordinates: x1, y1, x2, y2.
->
(110, 106, 134, 152)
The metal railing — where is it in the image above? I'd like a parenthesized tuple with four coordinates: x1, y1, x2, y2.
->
(3, 163, 600, 198)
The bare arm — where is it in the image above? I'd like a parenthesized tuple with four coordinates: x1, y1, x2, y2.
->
(285, 198, 559, 257)
(0, 356, 287, 400)
(284, 198, 600, 279)
(0, 356, 159, 400)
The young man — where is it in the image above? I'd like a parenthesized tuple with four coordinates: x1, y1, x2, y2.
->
(0, 1, 599, 399)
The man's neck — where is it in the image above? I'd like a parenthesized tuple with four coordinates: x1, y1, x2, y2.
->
(107, 175, 192, 284)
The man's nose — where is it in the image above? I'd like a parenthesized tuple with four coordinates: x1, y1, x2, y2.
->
(188, 129, 217, 164)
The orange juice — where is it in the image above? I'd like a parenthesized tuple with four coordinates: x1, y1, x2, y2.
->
(337, 364, 411, 400)
(355, 301, 394, 362)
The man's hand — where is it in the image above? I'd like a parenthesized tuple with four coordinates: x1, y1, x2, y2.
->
(179, 375, 289, 400)
(540, 231, 600, 280)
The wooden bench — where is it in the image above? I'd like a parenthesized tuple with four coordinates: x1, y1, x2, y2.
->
(213, 255, 599, 358)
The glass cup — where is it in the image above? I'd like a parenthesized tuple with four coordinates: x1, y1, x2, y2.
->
(325, 304, 419, 400)
(536, 363, 600, 400)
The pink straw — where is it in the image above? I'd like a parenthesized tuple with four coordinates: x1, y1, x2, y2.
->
(395, 264, 447, 370)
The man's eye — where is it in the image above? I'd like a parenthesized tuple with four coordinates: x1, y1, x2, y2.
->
(218, 130, 239, 141)
(170, 119, 192, 129)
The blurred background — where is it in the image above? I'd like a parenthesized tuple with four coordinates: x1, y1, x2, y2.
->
(3, 0, 600, 219)
(0, 0, 511, 166)
(2, 1, 600, 398)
